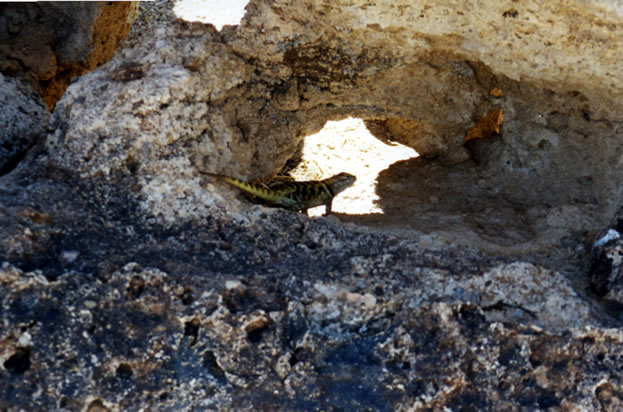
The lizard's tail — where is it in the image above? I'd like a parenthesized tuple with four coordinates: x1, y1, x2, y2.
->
(199, 171, 283, 203)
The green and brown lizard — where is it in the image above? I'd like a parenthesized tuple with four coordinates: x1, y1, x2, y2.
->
(200, 171, 356, 215)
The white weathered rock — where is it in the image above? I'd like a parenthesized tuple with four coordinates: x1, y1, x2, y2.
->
(41, 0, 623, 252)
(234, 0, 623, 118)
(465, 262, 597, 331)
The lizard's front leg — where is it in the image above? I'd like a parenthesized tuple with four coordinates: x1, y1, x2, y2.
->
(324, 201, 333, 216)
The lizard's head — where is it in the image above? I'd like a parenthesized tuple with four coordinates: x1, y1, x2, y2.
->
(327, 172, 356, 194)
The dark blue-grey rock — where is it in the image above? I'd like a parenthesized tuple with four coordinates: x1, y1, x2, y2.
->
(590, 207, 623, 304)
(0, 73, 48, 175)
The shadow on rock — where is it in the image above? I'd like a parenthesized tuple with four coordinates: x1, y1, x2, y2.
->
(341, 156, 604, 274)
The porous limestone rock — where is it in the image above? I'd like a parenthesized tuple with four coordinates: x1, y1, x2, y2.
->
(46, 20, 260, 224)
(1, 142, 622, 411)
(230, 0, 623, 160)
(43, 0, 623, 263)
(1, 245, 622, 410)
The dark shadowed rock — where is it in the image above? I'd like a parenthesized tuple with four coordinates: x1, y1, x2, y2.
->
(590, 207, 623, 304)
(0, 2, 138, 108)
(0, 74, 49, 175)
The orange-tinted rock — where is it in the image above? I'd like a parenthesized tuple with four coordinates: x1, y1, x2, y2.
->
(0, 2, 138, 108)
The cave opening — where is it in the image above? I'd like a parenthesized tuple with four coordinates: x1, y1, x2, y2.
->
(164, 0, 619, 278)
(288, 113, 608, 277)
(287, 117, 418, 217)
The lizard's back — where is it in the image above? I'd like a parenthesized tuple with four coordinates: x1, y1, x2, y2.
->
(201, 171, 355, 214)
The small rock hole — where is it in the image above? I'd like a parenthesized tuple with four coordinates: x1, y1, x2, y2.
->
(4, 347, 31, 374)
(116, 362, 133, 380)
(502, 9, 518, 18)
(202, 350, 226, 381)
(127, 275, 145, 299)
(246, 322, 270, 343)
(184, 318, 200, 346)
(86, 398, 110, 412)
(180, 288, 194, 305)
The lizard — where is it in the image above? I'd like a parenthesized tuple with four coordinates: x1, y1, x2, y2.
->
(200, 171, 356, 216)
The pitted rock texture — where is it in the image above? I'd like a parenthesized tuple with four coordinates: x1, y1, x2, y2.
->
(232, 0, 623, 118)
(1, 248, 623, 410)
(0, 155, 622, 409)
(0, 2, 138, 108)
(42, 0, 623, 269)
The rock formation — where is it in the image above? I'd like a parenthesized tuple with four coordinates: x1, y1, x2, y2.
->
(2, 0, 623, 409)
